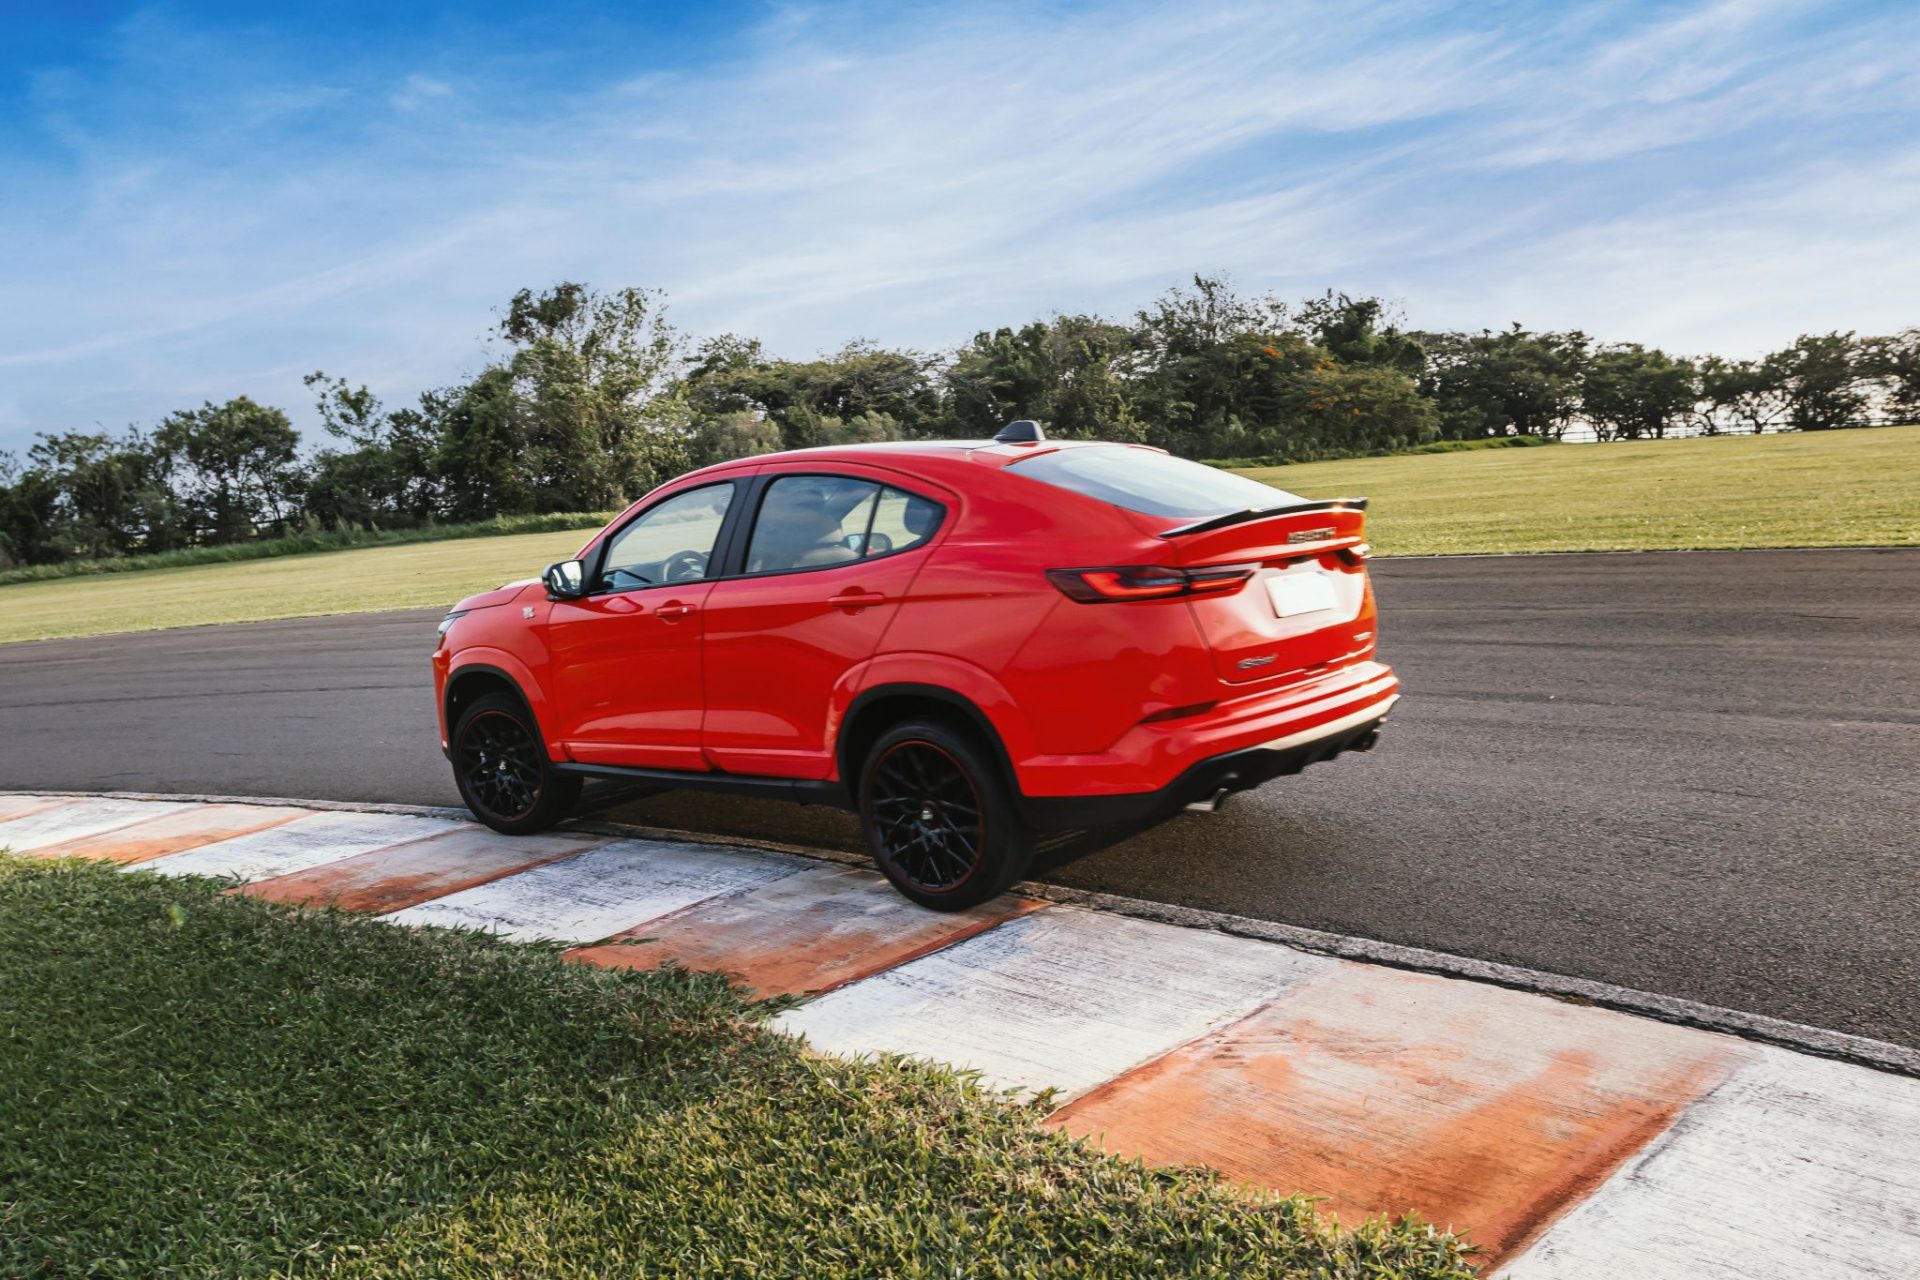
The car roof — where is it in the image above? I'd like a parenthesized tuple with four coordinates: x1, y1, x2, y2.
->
(687, 437, 1146, 479)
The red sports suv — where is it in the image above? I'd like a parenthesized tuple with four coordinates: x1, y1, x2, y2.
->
(432, 422, 1398, 909)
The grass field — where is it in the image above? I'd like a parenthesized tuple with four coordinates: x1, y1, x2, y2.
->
(0, 526, 595, 644)
(2, 426, 1914, 644)
(1247, 424, 1920, 556)
(0, 857, 1475, 1279)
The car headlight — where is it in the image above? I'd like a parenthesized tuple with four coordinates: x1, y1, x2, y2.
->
(437, 610, 468, 637)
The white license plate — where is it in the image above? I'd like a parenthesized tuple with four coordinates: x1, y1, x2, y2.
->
(1264, 572, 1338, 618)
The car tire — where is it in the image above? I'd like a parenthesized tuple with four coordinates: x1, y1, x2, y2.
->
(451, 693, 581, 834)
(859, 717, 1034, 911)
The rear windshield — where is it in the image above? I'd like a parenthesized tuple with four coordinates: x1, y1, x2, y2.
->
(1007, 446, 1303, 520)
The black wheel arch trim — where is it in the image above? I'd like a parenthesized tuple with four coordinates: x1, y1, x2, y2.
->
(837, 682, 1021, 799)
(443, 663, 544, 755)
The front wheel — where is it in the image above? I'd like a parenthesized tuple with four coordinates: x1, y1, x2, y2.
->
(451, 694, 581, 834)
(859, 719, 1033, 911)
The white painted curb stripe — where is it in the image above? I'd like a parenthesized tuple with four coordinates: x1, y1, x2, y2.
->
(778, 907, 1335, 1098)
(0, 798, 195, 851)
(142, 811, 469, 882)
(380, 837, 808, 942)
(1500, 1047, 1920, 1278)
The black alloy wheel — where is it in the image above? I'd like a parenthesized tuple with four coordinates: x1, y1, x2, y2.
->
(860, 718, 1033, 911)
(869, 740, 985, 894)
(460, 710, 544, 820)
(452, 693, 581, 834)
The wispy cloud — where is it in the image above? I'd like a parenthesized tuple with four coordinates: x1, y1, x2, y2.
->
(390, 74, 454, 112)
(0, 0, 1914, 449)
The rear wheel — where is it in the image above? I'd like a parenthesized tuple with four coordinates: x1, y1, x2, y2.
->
(451, 694, 581, 834)
(859, 718, 1033, 910)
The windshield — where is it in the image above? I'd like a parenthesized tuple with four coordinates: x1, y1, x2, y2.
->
(1007, 446, 1304, 520)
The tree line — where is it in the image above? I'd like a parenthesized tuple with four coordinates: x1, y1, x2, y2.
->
(2, 276, 1915, 569)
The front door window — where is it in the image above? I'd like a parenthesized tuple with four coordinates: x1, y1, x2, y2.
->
(597, 483, 734, 591)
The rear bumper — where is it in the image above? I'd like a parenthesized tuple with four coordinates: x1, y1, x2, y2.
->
(1013, 662, 1399, 831)
(1019, 699, 1392, 831)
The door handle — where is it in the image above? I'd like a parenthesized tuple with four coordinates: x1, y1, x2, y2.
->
(828, 590, 888, 610)
(655, 601, 697, 619)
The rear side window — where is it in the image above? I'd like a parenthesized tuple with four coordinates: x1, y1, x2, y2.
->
(1008, 447, 1302, 520)
(866, 486, 943, 557)
(745, 475, 945, 574)
(747, 475, 880, 573)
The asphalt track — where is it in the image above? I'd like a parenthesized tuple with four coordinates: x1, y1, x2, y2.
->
(2, 548, 1915, 1046)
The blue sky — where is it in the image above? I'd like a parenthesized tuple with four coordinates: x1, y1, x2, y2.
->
(2, 0, 1916, 452)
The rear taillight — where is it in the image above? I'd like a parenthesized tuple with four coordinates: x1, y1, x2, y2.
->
(1046, 563, 1258, 603)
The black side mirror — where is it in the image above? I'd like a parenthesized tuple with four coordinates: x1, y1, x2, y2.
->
(543, 559, 587, 599)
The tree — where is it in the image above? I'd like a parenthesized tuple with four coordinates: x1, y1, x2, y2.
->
(21, 429, 187, 559)
(1124, 278, 1436, 460)
(1776, 332, 1866, 431)
(434, 367, 539, 521)
(1298, 360, 1438, 456)
(682, 336, 942, 452)
(686, 410, 782, 469)
(152, 398, 302, 542)
(943, 315, 1141, 440)
(1693, 355, 1790, 435)
(817, 410, 906, 445)
(1297, 292, 1425, 375)
(1420, 326, 1590, 439)
(1861, 329, 1920, 423)
(302, 373, 443, 529)
(1131, 277, 1297, 457)
(0, 451, 59, 567)
(490, 283, 692, 512)
(1581, 344, 1699, 440)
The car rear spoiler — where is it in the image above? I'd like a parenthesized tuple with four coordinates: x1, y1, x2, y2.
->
(1156, 497, 1368, 538)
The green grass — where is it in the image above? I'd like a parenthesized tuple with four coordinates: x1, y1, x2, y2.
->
(0, 858, 1475, 1279)
(0, 511, 617, 588)
(0, 525, 600, 644)
(1242, 424, 1920, 557)
(3, 426, 1915, 644)
(1204, 434, 1558, 469)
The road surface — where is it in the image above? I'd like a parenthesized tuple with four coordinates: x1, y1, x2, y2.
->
(2, 548, 1915, 1046)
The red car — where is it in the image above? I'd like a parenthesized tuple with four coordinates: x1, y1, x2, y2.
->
(432, 422, 1398, 909)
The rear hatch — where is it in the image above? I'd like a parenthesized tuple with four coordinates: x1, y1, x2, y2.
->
(1004, 443, 1377, 687)
(1159, 503, 1373, 685)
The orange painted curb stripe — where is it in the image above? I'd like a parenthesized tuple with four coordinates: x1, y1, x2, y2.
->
(27, 803, 311, 864)
(1046, 964, 1743, 1268)
(238, 826, 601, 914)
(566, 866, 1047, 1000)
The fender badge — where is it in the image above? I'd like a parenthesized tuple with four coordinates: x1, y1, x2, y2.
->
(522, 606, 536, 619)
(1237, 654, 1277, 669)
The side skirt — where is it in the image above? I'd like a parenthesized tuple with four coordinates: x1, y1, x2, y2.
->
(549, 762, 852, 810)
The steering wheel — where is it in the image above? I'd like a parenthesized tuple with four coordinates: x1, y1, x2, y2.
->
(662, 550, 708, 583)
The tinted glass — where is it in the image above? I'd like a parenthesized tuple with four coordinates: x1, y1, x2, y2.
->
(746, 475, 881, 573)
(597, 483, 733, 590)
(1008, 446, 1303, 519)
(864, 486, 943, 557)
